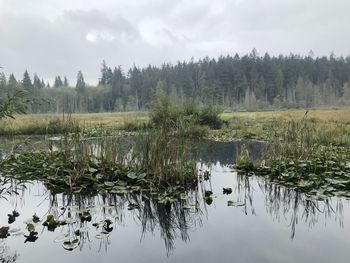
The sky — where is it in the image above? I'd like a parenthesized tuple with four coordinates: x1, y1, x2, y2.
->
(0, 0, 350, 84)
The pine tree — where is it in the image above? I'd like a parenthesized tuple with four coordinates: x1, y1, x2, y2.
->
(0, 72, 6, 90)
(22, 70, 33, 92)
(63, 76, 69, 86)
(54, 76, 63, 88)
(8, 74, 17, 89)
(76, 71, 86, 93)
(33, 73, 42, 89)
(99, 60, 113, 85)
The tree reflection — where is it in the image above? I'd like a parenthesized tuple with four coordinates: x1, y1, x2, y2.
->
(47, 187, 204, 255)
(234, 172, 344, 239)
(0, 242, 18, 263)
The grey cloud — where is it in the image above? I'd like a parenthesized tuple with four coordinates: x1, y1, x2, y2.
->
(0, 0, 350, 84)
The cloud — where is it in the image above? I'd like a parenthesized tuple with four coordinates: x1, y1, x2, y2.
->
(0, 0, 349, 84)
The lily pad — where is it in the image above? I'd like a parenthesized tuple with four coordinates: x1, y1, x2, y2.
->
(104, 181, 115, 187)
(227, 200, 245, 207)
(62, 239, 80, 251)
(183, 204, 199, 210)
(127, 172, 138, 180)
(95, 232, 110, 239)
(54, 234, 71, 243)
(64, 218, 77, 224)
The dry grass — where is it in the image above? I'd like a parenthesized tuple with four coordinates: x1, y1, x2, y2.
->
(4, 112, 148, 126)
(0, 112, 149, 135)
(2, 108, 350, 139)
(221, 108, 350, 124)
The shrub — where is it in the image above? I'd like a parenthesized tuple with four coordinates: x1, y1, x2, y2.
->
(149, 93, 224, 133)
(195, 104, 224, 129)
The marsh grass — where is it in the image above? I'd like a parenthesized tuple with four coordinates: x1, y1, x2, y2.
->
(234, 112, 350, 199)
(0, 123, 200, 193)
(133, 130, 197, 186)
(0, 114, 80, 136)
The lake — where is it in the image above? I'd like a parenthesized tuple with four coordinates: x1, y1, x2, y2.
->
(0, 138, 349, 263)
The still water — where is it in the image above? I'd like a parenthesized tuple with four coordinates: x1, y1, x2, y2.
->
(0, 139, 349, 263)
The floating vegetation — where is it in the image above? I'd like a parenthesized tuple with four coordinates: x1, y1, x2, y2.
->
(227, 200, 244, 207)
(62, 239, 80, 251)
(223, 187, 232, 195)
(43, 215, 67, 231)
(24, 231, 39, 243)
(234, 114, 350, 199)
(95, 232, 110, 240)
(236, 147, 350, 199)
(0, 147, 200, 195)
(7, 210, 19, 224)
(0, 227, 10, 239)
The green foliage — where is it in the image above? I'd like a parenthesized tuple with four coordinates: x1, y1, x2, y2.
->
(194, 104, 224, 129)
(149, 90, 180, 128)
(149, 93, 223, 136)
(0, 91, 27, 120)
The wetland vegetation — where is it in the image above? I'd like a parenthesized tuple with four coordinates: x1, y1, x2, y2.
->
(2, 53, 350, 263)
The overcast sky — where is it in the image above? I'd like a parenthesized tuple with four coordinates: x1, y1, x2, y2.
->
(1, 0, 350, 84)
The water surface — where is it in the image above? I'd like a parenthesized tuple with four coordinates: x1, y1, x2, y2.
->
(0, 139, 349, 263)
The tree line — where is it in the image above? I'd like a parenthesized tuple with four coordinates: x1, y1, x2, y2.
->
(1, 50, 350, 113)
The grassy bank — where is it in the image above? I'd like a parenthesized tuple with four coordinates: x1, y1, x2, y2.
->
(211, 108, 350, 145)
(0, 112, 148, 136)
(2, 108, 350, 141)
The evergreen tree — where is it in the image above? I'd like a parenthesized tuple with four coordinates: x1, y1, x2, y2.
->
(33, 74, 42, 90)
(8, 74, 17, 89)
(76, 71, 86, 93)
(0, 72, 6, 90)
(22, 70, 33, 92)
(63, 76, 69, 86)
(54, 76, 63, 88)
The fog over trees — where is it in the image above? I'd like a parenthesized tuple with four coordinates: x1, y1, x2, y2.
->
(1, 50, 350, 113)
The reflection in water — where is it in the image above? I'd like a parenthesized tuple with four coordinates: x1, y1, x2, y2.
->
(235, 173, 344, 239)
(46, 187, 205, 255)
(2, 170, 345, 256)
(0, 241, 18, 263)
(0, 139, 348, 261)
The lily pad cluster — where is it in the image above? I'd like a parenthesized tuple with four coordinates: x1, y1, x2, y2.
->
(0, 152, 153, 194)
(0, 150, 202, 195)
(234, 146, 350, 199)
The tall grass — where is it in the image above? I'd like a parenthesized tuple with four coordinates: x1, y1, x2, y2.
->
(0, 114, 80, 136)
(263, 112, 350, 164)
(45, 124, 198, 190)
(133, 131, 197, 186)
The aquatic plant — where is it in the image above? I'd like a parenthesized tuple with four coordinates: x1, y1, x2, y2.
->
(0, 128, 203, 194)
(234, 113, 350, 199)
